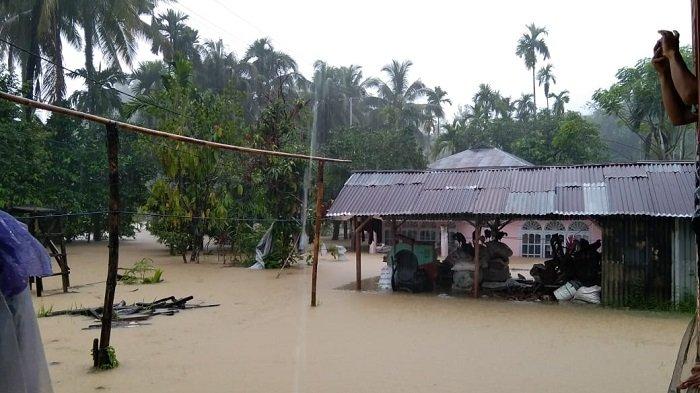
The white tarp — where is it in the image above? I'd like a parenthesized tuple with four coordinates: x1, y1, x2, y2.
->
(249, 223, 274, 270)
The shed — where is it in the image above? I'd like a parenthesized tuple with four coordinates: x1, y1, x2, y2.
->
(327, 162, 697, 306)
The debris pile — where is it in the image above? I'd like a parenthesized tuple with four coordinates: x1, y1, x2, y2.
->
(531, 234, 602, 287)
(530, 234, 602, 304)
(43, 296, 219, 329)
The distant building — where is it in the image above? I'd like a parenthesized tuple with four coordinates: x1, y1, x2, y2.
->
(429, 147, 533, 170)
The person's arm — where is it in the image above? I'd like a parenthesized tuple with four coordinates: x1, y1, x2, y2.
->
(659, 30, 698, 105)
(654, 41, 697, 125)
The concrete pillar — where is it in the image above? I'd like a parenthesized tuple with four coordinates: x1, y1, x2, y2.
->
(440, 225, 449, 259)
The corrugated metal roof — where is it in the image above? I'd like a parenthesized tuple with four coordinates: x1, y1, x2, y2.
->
(505, 192, 555, 215)
(428, 147, 533, 169)
(327, 162, 695, 218)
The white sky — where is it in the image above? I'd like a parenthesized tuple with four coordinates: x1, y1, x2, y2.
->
(63, 0, 692, 118)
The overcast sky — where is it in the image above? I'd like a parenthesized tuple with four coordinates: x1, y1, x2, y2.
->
(63, 0, 693, 118)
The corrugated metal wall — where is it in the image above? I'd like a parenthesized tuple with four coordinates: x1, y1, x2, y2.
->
(601, 217, 674, 307)
(673, 219, 697, 305)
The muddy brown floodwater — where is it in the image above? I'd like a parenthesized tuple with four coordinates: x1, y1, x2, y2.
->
(33, 231, 688, 393)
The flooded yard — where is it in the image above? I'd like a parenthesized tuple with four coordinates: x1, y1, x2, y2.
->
(34, 232, 689, 393)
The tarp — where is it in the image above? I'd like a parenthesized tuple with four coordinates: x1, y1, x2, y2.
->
(249, 222, 274, 270)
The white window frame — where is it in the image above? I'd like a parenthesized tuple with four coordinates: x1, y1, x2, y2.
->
(521, 220, 543, 258)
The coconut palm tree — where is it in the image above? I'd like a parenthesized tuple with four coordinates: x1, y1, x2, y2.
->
(130, 60, 166, 95)
(516, 23, 550, 112)
(76, 0, 157, 112)
(537, 64, 556, 111)
(69, 65, 127, 115)
(336, 64, 368, 126)
(550, 90, 570, 116)
(196, 39, 238, 92)
(365, 60, 426, 129)
(424, 86, 451, 135)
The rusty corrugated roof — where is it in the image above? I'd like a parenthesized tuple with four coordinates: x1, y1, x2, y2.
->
(326, 162, 694, 218)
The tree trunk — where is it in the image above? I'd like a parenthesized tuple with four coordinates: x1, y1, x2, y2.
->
(83, 17, 96, 113)
(532, 66, 537, 112)
(52, 13, 66, 103)
(7, 47, 14, 75)
(24, 1, 43, 118)
(343, 221, 348, 240)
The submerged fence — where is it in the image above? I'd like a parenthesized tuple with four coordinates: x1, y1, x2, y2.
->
(600, 217, 695, 308)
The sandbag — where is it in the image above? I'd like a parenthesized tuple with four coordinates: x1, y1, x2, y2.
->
(573, 285, 601, 304)
(486, 241, 513, 260)
(452, 270, 474, 292)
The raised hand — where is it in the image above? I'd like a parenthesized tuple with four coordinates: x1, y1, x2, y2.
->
(652, 40, 669, 73)
(657, 30, 681, 58)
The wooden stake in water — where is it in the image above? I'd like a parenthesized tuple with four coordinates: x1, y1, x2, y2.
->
(97, 122, 120, 367)
(311, 161, 325, 307)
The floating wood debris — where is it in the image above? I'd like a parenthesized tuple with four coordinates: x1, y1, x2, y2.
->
(44, 296, 219, 329)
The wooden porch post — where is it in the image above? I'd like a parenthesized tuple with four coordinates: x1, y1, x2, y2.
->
(311, 161, 325, 307)
(354, 217, 373, 290)
(96, 122, 120, 367)
(473, 219, 482, 299)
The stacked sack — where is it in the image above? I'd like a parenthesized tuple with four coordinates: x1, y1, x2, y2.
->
(481, 240, 513, 282)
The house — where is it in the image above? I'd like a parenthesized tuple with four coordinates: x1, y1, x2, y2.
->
(326, 162, 697, 306)
(428, 147, 533, 169)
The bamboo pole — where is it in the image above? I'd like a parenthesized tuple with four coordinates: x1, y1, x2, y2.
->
(0, 92, 350, 164)
(97, 122, 120, 367)
(310, 161, 325, 307)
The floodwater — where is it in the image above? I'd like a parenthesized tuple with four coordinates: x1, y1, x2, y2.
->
(33, 232, 689, 393)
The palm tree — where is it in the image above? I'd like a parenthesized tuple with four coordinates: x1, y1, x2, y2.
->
(196, 39, 237, 92)
(311, 60, 346, 142)
(69, 65, 126, 114)
(537, 64, 556, 111)
(42, 0, 82, 103)
(424, 86, 451, 135)
(130, 60, 166, 95)
(516, 23, 550, 112)
(336, 64, 368, 126)
(151, 9, 202, 65)
(366, 60, 426, 129)
(514, 93, 535, 121)
(495, 96, 517, 120)
(432, 119, 464, 159)
(242, 38, 299, 116)
(549, 90, 570, 116)
(0, 0, 52, 104)
(76, 0, 157, 112)
(472, 83, 501, 119)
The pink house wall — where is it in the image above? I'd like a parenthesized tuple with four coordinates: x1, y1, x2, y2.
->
(455, 219, 602, 257)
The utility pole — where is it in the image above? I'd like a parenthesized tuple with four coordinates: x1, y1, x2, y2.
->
(349, 97, 353, 127)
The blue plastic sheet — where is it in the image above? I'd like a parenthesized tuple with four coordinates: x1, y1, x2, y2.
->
(0, 211, 52, 297)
